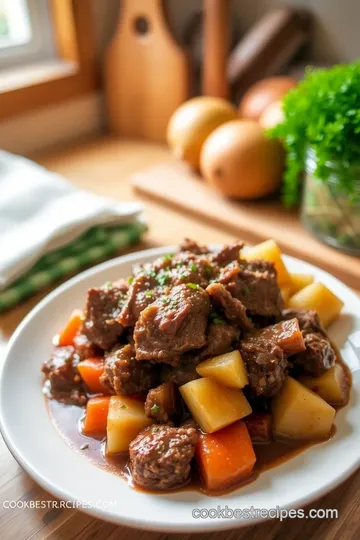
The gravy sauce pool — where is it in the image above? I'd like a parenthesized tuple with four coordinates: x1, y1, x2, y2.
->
(46, 350, 351, 496)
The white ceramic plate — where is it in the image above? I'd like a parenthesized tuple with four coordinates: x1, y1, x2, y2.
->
(1, 246, 360, 532)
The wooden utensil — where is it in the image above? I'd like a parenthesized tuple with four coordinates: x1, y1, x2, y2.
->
(228, 8, 311, 99)
(202, 0, 230, 99)
(105, 0, 191, 142)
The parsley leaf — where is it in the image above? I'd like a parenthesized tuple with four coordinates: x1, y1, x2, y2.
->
(190, 263, 197, 272)
(145, 291, 154, 297)
(157, 273, 170, 286)
(186, 282, 200, 290)
(151, 404, 160, 414)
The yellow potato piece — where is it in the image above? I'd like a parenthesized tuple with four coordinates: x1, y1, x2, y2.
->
(288, 282, 344, 328)
(180, 377, 252, 433)
(299, 363, 350, 405)
(106, 396, 153, 454)
(280, 285, 293, 306)
(243, 239, 292, 287)
(290, 273, 314, 294)
(196, 350, 249, 389)
(272, 377, 336, 440)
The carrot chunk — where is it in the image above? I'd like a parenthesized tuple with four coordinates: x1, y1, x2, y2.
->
(83, 396, 111, 436)
(58, 309, 83, 347)
(196, 420, 256, 492)
(78, 357, 105, 394)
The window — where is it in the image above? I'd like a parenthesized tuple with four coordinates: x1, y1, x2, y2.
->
(0, 0, 98, 120)
(0, 0, 56, 70)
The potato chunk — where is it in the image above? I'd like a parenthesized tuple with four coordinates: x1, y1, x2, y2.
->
(107, 396, 153, 454)
(243, 239, 292, 287)
(288, 282, 344, 328)
(180, 377, 252, 433)
(290, 273, 314, 294)
(280, 286, 293, 306)
(299, 363, 350, 405)
(196, 350, 248, 389)
(272, 377, 336, 440)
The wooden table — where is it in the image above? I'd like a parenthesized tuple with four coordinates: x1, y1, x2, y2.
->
(1, 137, 359, 540)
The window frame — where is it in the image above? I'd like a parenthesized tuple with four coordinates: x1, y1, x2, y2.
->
(0, 0, 99, 120)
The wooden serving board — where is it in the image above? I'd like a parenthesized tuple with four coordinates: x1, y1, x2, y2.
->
(131, 162, 360, 288)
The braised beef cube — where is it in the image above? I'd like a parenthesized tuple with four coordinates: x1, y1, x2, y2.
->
(83, 280, 128, 349)
(292, 333, 336, 377)
(161, 354, 201, 386)
(245, 412, 272, 443)
(129, 424, 198, 490)
(179, 238, 209, 255)
(240, 337, 287, 397)
(42, 346, 87, 405)
(254, 318, 306, 356)
(211, 241, 244, 266)
(73, 333, 100, 361)
(100, 344, 158, 395)
(206, 282, 253, 330)
(145, 382, 177, 423)
(199, 322, 240, 359)
(118, 274, 158, 327)
(281, 308, 335, 376)
(281, 308, 326, 337)
(219, 259, 283, 318)
(169, 252, 215, 289)
(134, 284, 210, 365)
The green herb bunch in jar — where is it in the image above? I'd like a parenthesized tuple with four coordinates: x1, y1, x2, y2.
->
(269, 61, 360, 255)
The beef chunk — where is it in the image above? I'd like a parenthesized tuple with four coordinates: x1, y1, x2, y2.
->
(212, 241, 244, 266)
(118, 274, 158, 327)
(73, 333, 100, 361)
(129, 424, 198, 490)
(281, 308, 326, 336)
(199, 322, 240, 359)
(281, 308, 335, 376)
(295, 333, 336, 377)
(179, 238, 209, 255)
(206, 282, 253, 330)
(161, 354, 201, 386)
(219, 260, 283, 318)
(42, 346, 87, 405)
(134, 284, 210, 365)
(83, 280, 128, 349)
(145, 382, 176, 423)
(100, 344, 158, 395)
(240, 319, 305, 397)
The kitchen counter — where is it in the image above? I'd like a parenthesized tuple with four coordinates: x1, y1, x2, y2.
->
(0, 136, 359, 540)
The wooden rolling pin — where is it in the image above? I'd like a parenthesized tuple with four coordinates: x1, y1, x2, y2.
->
(202, 0, 230, 99)
(228, 8, 311, 99)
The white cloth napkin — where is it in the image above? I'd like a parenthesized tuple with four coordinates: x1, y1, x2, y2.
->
(0, 151, 143, 289)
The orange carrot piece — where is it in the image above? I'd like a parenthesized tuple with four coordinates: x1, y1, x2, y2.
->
(58, 309, 83, 347)
(196, 420, 256, 492)
(83, 396, 111, 436)
(78, 357, 105, 394)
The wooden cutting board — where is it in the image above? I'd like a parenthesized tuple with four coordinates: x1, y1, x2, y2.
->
(105, 0, 191, 142)
(131, 162, 360, 288)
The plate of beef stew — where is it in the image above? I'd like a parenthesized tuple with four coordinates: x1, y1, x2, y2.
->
(1, 239, 359, 532)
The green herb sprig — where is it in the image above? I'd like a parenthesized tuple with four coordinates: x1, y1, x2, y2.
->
(268, 61, 360, 206)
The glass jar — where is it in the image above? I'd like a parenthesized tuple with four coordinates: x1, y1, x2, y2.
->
(301, 147, 360, 256)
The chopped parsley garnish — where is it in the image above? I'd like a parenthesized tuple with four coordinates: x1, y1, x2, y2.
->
(176, 263, 184, 269)
(190, 263, 197, 272)
(151, 404, 160, 414)
(146, 269, 156, 278)
(204, 265, 213, 276)
(127, 276, 134, 285)
(179, 272, 188, 279)
(186, 282, 200, 290)
(213, 317, 225, 325)
(103, 281, 113, 289)
(160, 443, 166, 451)
(163, 254, 174, 262)
(157, 273, 170, 286)
(209, 279, 217, 284)
(161, 297, 170, 305)
(145, 291, 154, 297)
(80, 443, 89, 450)
(242, 285, 251, 296)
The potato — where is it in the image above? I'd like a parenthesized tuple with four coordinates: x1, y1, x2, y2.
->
(243, 239, 292, 286)
(280, 285, 293, 306)
(180, 377, 252, 433)
(272, 377, 336, 440)
(106, 396, 153, 454)
(299, 363, 350, 405)
(290, 273, 314, 294)
(196, 350, 249, 389)
(288, 282, 344, 328)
